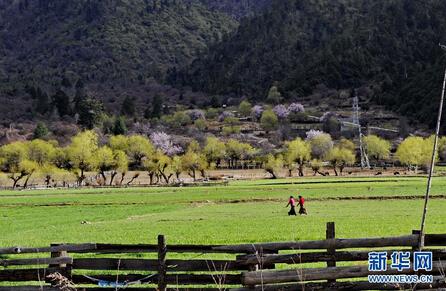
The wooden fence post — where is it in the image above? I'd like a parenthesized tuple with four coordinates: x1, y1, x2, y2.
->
(50, 244, 66, 267)
(326, 222, 336, 284)
(158, 235, 167, 291)
(248, 250, 259, 271)
(412, 230, 421, 251)
(49, 243, 71, 284)
(245, 250, 259, 289)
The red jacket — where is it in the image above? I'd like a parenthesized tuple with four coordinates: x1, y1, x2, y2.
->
(299, 197, 305, 206)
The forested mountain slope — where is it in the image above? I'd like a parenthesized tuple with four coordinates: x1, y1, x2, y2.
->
(0, 0, 241, 120)
(199, 0, 271, 19)
(176, 0, 446, 127)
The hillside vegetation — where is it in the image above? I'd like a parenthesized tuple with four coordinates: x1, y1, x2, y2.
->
(0, 0, 445, 131)
(0, 0, 240, 120)
(0, 0, 238, 84)
(176, 0, 446, 127)
(199, 0, 271, 19)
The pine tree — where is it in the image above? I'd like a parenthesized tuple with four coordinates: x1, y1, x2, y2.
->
(266, 86, 283, 105)
(77, 98, 104, 129)
(152, 95, 163, 118)
(73, 79, 86, 114)
(145, 95, 163, 119)
(121, 96, 136, 117)
(35, 87, 50, 114)
(52, 89, 72, 117)
(33, 122, 49, 139)
(209, 95, 220, 108)
(113, 116, 128, 135)
(61, 76, 72, 88)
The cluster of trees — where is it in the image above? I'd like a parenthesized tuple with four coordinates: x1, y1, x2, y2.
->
(29, 80, 106, 130)
(29, 94, 312, 148)
(0, 129, 444, 188)
(0, 132, 258, 188)
(135, 99, 307, 136)
(265, 131, 356, 178)
(395, 136, 442, 172)
(266, 133, 446, 178)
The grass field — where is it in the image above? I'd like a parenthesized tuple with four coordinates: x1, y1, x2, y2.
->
(1, 176, 446, 247)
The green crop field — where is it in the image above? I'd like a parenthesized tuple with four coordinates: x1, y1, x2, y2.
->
(1, 176, 446, 247)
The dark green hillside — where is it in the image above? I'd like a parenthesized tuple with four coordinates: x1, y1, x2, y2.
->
(199, 0, 271, 19)
(1, 0, 445, 128)
(0, 0, 237, 118)
(177, 0, 446, 126)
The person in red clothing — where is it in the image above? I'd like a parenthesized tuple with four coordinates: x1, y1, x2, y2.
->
(298, 195, 307, 215)
(286, 196, 297, 216)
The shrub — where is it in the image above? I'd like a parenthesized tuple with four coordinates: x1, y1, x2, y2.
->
(206, 108, 219, 120)
(273, 105, 290, 119)
(172, 111, 192, 126)
(218, 111, 235, 122)
(238, 100, 252, 117)
(288, 103, 305, 114)
(260, 110, 279, 132)
(150, 132, 183, 156)
(251, 105, 264, 120)
(306, 130, 333, 159)
(194, 119, 207, 131)
(188, 109, 205, 121)
(33, 122, 49, 139)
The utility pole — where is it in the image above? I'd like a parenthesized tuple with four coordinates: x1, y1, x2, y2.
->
(353, 94, 370, 169)
(418, 44, 446, 250)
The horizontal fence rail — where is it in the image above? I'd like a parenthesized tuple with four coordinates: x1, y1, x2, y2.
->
(1, 224, 446, 290)
(0, 257, 73, 267)
(213, 234, 446, 252)
(0, 244, 97, 255)
(0, 243, 244, 255)
(231, 277, 446, 291)
(241, 262, 446, 285)
(236, 248, 446, 265)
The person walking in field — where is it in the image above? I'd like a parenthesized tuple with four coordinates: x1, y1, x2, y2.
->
(298, 195, 307, 215)
(286, 196, 297, 216)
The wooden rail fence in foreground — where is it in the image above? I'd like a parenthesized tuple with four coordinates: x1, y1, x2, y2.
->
(1, 223, 446, 290)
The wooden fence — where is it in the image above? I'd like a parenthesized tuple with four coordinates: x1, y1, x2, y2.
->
(1, 223, 446, 290)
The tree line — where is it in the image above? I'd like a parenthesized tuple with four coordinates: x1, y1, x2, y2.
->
(0, 130, 444, 188)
